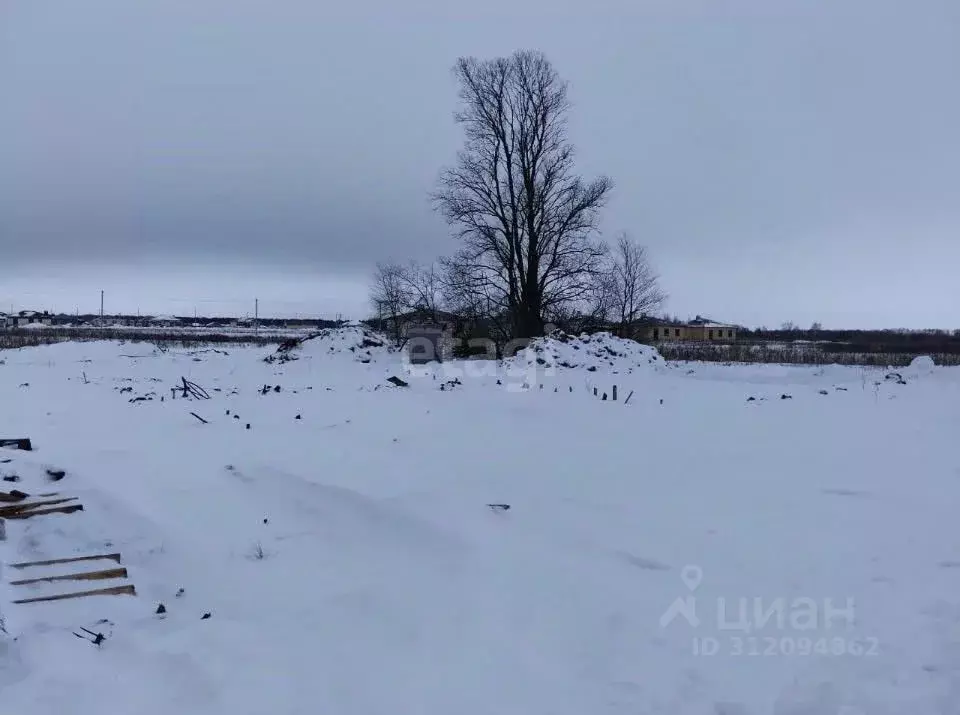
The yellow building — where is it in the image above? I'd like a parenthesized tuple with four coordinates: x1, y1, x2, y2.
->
(647, 316, 737, 342)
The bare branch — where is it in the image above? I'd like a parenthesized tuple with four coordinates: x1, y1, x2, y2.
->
(601, 233, 667, 335)
(369, 262, 414, 345)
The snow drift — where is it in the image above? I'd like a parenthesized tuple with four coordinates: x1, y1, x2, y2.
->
(908, 354, 936, 376)
(264, 325, 391, 365)
(509, 330, 664, 374)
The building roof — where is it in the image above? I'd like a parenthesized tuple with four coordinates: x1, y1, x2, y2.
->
(687, 315, 735, 328)
(394, 308, 460, 322)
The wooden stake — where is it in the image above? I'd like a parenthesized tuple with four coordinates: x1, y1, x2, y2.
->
(624, 390, 634, 405)
(613, 385, 618, 401)
(12, 583, 136, 604)
(10, 567, 128, 586)
(9, 553, 122, 570)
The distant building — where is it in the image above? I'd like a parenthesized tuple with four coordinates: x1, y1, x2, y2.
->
(149, 315, 182, 328)
(368, 308, 462, 362)
(375, 308, 459, 340)
(407, 324, 446, 364)
(646, 315, 738, 343)
(8, 310, 54, 327)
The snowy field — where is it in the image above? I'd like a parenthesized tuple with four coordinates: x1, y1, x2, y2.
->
(1, 328, 958, 715)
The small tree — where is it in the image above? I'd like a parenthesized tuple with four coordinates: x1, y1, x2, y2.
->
(400, 261, 443, 319)
(370, 262, 413, 345)
(604, 233, 666, 337)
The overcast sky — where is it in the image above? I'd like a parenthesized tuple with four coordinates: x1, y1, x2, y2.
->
(2, 0, 958, 327)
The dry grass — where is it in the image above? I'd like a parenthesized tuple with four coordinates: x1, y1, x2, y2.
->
(656, 341, 960, 366)
(0, 327, 284, 351)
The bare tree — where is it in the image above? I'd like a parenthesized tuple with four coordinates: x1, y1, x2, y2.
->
(400, 261, 443, 318)
(604, 233, 666, 337)
(369, 262, 413, 345)
(432, 50, 613, 339)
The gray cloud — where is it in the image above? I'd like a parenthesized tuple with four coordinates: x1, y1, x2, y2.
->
(2, 0, 958, 326)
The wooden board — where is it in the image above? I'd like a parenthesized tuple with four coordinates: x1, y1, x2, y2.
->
(0, 497, 78, 518)
(9, 567, 128, 586)
(8, 553, 122, 569)
(12, 583, 136, 604)
(4, 504, 84, 520)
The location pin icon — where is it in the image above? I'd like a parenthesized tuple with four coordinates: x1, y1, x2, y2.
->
(681, 565, 703, 592)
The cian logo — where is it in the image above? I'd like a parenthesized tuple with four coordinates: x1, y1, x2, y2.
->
(659, 565, 703, 627)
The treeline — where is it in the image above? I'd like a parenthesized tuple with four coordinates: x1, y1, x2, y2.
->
(740, 328, 960, 355)
(657, 342, 960, 367)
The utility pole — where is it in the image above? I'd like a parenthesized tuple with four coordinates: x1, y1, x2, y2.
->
(100, 290, 104, 324)
(254, 298, 259, 336)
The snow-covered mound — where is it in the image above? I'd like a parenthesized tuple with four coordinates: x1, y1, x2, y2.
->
(264, 325, 392, 364)
(510, 330, 664, 374)
(908, 355, 936, 376)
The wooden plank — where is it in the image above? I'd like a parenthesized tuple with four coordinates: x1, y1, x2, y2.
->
(9, 566, 128, 586)
(0, 497, 78, 517)
(12, 583, 136, 604)
(0, 439, 32, 451)
(8, 553, 122, 569)
(4, 504, 84, 520)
